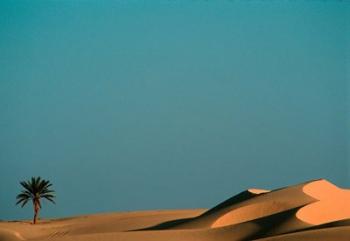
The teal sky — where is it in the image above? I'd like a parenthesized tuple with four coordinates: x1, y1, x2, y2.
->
(0, 1, 349, 220)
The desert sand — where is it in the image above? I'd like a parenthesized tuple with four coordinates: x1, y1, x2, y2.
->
(1, 179, 350, 241)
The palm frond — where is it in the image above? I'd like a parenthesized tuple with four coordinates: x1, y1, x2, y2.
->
(20, 181, 33, 193)
(16, 176, 55, 207)
(40, 188, 55, 195)
(16, 197, 30, 207)
(42, 194, 56, 204)
(16, 193, 31, 200)
(38, 178, 48, 191)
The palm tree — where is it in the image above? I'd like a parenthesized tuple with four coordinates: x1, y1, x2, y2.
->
(16, 177, 55, 224)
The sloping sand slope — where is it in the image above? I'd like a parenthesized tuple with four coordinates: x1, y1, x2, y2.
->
(1, 179, 349, 241)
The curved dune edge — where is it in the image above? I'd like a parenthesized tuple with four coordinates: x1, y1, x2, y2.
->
(209, 182, 313, 228)
(211, 201, 290, 228)
(163, 189, 273, 230)
(302, 179, 341, 200)
(296, 179, 350, 225)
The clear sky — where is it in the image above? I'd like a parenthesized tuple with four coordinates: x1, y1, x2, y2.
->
(0, 1, 349, 220)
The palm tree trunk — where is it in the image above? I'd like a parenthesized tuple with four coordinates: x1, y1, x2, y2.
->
(33, 200, 40, 224)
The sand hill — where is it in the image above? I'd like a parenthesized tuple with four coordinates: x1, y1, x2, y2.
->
(1, 179, 350, 241)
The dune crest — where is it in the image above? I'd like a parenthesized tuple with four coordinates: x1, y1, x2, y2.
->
(302, 179, 342, 200)
(296, 179, 350, 225)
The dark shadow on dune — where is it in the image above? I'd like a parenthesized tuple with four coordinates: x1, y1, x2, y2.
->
(246, 207, 302, 240)
(131, 190, 265, 232)
(202, 190, 266, 216)
(247, 200, 350, 240)
(310, 219, 350, 229)
(284, 218, 350, 234)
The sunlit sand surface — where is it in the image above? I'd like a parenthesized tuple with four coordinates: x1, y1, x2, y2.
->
(2, 179, 350, 241)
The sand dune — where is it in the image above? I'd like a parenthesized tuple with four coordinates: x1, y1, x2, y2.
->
(1, 179, 349, 241)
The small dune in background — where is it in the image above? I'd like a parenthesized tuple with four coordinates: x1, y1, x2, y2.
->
(1, 179, 350, 241)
